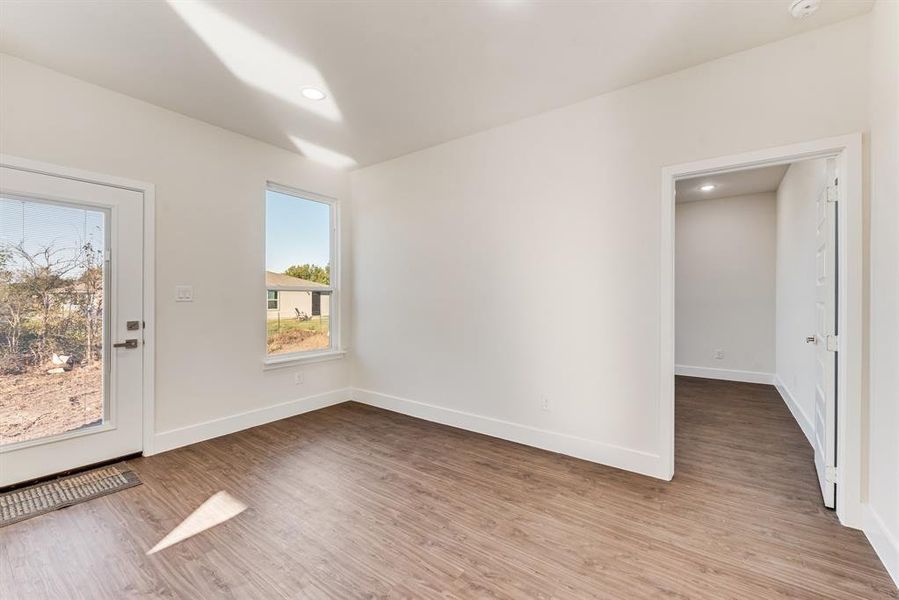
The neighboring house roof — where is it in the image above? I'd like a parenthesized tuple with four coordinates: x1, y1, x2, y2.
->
(265, 271, 329, 290)
(47, 281, 93, 294)
(70, 282, 92, 294)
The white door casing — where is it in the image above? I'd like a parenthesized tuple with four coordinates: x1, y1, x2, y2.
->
(813, 158, 838, 508)
(0, 165, 144, 486)
(661, 133, 864, 529)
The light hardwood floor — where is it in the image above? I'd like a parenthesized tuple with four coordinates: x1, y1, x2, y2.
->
(1, 377, 895, 598)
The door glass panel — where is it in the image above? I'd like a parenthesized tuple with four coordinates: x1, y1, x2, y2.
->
(0, 196, 107, 445)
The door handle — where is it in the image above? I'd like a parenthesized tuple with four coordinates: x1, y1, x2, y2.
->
(113, 339, 139, 349)
(805, 336, 817, 344)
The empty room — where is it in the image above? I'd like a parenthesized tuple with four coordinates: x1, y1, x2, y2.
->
(0, 1, 896, 598)
(675, 157, 854, 538)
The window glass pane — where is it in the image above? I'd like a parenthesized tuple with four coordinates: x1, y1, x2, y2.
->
(1, 196, 107, 444)
(265, 189, 332, 355)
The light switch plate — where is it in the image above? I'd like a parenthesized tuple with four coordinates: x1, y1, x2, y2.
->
(175, 285, 194, 302)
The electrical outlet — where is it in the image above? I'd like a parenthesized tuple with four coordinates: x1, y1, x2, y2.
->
(541, 395, 550, 411)
(175, 285, 193, 302)
(714, 349, 724, 360)
(294, 372, 304, 385)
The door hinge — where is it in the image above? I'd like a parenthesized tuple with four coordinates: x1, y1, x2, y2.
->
(826, 185, 838, 203)
(825, 465, 838, 483)
(826, 334, 839, 352)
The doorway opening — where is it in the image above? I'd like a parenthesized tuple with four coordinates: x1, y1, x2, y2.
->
(659, 134, 863, 529)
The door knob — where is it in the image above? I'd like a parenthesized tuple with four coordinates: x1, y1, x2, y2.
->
(805, 336, 817, 344)
(113, 339, 139, 349)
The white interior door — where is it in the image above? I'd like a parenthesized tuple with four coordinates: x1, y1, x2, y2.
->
(813, 158, 838, 508)
(0, 165, 144, 486)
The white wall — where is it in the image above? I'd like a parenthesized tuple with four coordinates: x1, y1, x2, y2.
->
(0, 54, 353, 450)
(864, 0, 899, 584)
(350, 17, 870, 478)
(774, 158, 827, 439)
(675, 193, 776, 381)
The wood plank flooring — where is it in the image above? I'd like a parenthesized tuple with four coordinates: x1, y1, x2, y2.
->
(1, 377, 894, 598)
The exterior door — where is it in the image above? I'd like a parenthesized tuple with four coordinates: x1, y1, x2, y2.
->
(0, 165, 144, 486)
(813, 158, 838, 508)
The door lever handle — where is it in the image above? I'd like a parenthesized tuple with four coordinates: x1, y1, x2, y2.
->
(805, 336, 817, 344)
(113, 339, 139, 349)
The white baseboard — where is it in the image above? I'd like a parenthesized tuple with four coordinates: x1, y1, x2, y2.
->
(773, 376, 814, 448)
(675, 365, 774, 385)
(150, 387, 351, 455)
(351, 388, 666, 480)
(865, 505, 899, 589)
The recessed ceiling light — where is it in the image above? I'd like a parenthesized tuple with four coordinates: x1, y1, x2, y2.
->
(789, 0, 820, 19)
(700, 184, 716, 192)
(301, 87, 327, 101)
(167, 1, 342, 121)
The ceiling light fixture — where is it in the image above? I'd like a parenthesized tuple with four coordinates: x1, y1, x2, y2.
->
(301, 87, 327, 101)
(789, 0, 821, 19)
(700, 184, 716, 192)
(166, 0, 342, 121)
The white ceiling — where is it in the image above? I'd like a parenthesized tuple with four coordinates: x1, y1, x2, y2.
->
(0, 1, 872, 169)
(676, 164, 790, 203)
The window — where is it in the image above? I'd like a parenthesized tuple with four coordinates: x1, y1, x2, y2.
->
(265, 184, 337, 359)
(1, 196, 108, 443)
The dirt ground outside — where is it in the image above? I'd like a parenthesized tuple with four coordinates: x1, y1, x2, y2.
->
(267, 316, 330, 355)
(0, 362, 103, 445)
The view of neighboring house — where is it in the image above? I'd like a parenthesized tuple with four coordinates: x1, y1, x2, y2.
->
(57, 280, 102, 313)
(265, 271, 330, 322)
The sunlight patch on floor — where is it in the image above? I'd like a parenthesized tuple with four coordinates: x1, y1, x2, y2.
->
(147, 491, 247, 555)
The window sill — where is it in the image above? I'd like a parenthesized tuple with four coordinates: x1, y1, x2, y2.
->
(263, 350, 347, 370)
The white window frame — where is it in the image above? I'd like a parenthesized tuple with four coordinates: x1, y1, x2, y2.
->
(267, 289, 279, 310)
(263, 182, 344, 368)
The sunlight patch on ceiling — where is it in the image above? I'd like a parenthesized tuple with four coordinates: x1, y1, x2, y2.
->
(167, 0, 342, 122)
(290, 136, 357, 170)
(147, 491, 247, 555)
